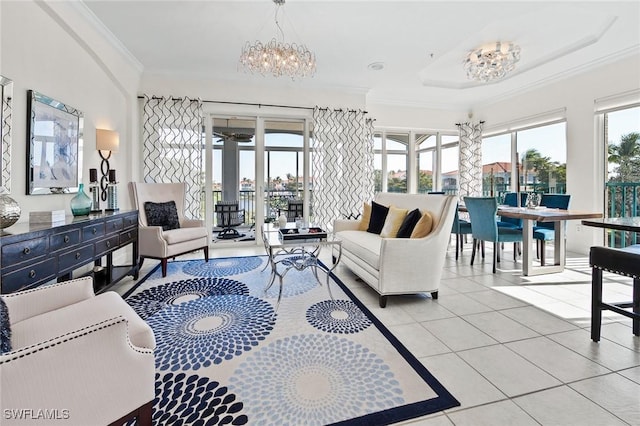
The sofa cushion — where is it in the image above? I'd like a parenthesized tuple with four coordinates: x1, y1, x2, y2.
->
(163, 227, 208, 245)
(397, 208, 422, 238)
(411, 211, 434, 238)
(336, 230, 381, 270)
(380, 206, 408, 238)
(0, 297, 11, 353)
(358, 202, 372, 231)
(144, 201, 181, 231)
(367, 201, 389, 234)
(11, 292, 155, 351)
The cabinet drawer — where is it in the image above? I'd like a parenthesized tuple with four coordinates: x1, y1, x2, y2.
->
(119, 229, 137, 246)
(123, 213, 138, 229)
(50, 229, 81, 252)
(82, 223, 105, 241)
(1, 258, 56, 293)
(106, 218, 124, 234)
(58, 245, 94, 273)
(1, 237, 48, 266)
(95, 235, 119, 256)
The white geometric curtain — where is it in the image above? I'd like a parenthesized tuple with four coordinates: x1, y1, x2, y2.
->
(311, 107, 374, 231)
(142, 95, 203, 218)
(457, 121, 484, 202)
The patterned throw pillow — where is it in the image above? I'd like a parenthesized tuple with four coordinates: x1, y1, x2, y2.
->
(366, 201, 389, 235)
(0, 297, 11, 354)
(144, 201, 181, 231)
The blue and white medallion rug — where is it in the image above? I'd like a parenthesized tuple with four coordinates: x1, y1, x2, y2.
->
(124, 256, 459, 425)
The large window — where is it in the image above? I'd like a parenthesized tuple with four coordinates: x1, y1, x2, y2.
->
(440, 135, 459, 194)
(517, 122, 566, 194)
(416, 133, 435, 193)
(481, 121, 567, 198)
(373, 132, 408, 193)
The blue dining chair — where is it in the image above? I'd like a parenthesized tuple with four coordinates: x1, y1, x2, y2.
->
(451, 207, 473, 260)
(534, 194, 571, 265)
(497, 192, 528, 229)
(464, 196, 523, 273)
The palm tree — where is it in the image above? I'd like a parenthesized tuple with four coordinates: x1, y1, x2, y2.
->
(608, 132, 640, 182)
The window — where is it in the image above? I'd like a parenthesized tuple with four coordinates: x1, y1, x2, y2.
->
(481, 121, 567, 198)
(440, 135, 459, 194)
(373, 132, 409, 193)
(416, 133, 435, 193)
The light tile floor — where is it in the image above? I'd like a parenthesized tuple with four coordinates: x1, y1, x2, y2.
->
(113, 241, 640, 426)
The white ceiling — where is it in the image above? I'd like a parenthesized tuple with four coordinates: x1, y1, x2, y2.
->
(81, 0, 640, 110)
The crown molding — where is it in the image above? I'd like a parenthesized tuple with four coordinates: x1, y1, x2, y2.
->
(70, 1, 144, 74)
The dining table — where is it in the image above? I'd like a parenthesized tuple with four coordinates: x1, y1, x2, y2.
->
(460, 205, 603, 276)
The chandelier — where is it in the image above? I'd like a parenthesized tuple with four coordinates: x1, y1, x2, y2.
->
(239, 0, 316, 79)
(463, 42, 521, 83)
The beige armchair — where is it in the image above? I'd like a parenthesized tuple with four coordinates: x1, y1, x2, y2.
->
(0, 277, 155, 426)
(129, 182, 209, 277)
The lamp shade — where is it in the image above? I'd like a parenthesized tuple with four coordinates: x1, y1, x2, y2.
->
(96, 129, 119, 152)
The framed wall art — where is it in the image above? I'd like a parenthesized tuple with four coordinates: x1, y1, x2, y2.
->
(26, 90, 83, 195)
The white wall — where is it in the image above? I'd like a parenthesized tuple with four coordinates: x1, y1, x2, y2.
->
(0, 1, 140, 218)
(478, 54, 640, 253)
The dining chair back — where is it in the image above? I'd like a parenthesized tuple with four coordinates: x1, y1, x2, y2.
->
(497, 192, 528, 228)
(464, 196, 523, 273)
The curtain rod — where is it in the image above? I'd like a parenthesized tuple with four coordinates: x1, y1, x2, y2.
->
(136, 96, 367, 114)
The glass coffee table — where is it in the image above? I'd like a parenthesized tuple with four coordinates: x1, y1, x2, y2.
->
(261, 223, 342, 312)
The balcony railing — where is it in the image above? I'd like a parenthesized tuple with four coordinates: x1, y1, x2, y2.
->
(606, 182, 640, 247)
(208, 190, 309, 227)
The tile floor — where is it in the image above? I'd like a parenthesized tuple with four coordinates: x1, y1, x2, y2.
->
(114, 242, 640, 426)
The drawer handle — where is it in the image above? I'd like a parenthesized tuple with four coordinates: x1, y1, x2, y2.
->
(92, 228, 97, 234)
(23, 247, 31, 255)
(29, 270, 36, 278)
(127, 232, 132, 238)
(75, 252, 81, 259)
(106, 241, 111, 248)
(64, 235, 70, 243)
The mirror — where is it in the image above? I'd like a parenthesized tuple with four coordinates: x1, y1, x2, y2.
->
(1, 75, 13, 194)
(26, 90, 83, 195)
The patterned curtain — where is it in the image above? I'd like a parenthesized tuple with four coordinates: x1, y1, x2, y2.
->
(142, 95, 203, 218)
(457, 121, 484, 202)
(311, 107, 374, 231)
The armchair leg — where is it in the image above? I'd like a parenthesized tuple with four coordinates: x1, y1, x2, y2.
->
(161, 259, 168, 277)
(379, 295, 388, 308)
(204, 246, 209, 262)
(431, 291, 438, 300)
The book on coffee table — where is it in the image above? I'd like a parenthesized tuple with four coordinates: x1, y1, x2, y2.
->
(278, 227, 327, 241)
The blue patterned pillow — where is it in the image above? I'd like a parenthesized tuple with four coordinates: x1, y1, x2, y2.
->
(0, 297, 11, 354)
(144, 201, 181, 231)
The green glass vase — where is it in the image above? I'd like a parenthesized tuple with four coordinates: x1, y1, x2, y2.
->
(70, 183, 92, 216)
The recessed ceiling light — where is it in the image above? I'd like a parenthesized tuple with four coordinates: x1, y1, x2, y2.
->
(368, 62, 384, 71)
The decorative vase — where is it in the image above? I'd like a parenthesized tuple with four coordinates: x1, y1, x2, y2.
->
(0, 194, 21, 229)
(278, 213, 287, 228)
(70, 183, 92, 216)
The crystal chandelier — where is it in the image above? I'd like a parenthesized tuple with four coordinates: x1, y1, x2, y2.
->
(463, 42, 521, 83)
(239, 0, 316, 79)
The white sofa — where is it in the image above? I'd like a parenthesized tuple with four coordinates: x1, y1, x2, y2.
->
(333, 193, 457, 307)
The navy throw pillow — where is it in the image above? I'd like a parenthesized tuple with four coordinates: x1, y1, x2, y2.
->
(144, 201, 181, 231)
(397, 208, 422, 238)
(366, 201, 389, 234)
(0, 297, 11, 354)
